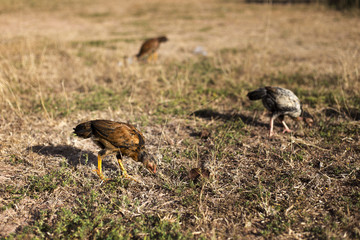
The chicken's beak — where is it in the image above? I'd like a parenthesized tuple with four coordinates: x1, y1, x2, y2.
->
(151, 164, 157, 174)
(143, 159, 157, 174)
(305, 117, 314, 127)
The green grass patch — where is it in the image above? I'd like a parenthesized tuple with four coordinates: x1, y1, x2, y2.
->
(317, 121, 360, 142)
(27, 170, 76, 197)
(72, 38, 136, 48)
(2, 166, 76, 211)
(199, 26, 213, 32)
(78, 11, 112, 19)
(0, 0, 91, 12)
(155, 98, 190, 117)
(8, 191, 191, 239)
(32, 86, 128, 117)
(5, 154, 27, 166)
(259, 72, 340, 88)
(74, 86, 128, 111)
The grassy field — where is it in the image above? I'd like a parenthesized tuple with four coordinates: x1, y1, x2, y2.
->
(1, 0, 359, 239)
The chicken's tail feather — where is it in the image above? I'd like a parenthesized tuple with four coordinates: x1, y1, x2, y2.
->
(247, 88, 267, 101)
(73, 122, 92, 138)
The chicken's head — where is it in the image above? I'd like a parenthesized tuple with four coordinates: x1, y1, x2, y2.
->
(139, 151, 157, 174)
(297, 110, 314, 127)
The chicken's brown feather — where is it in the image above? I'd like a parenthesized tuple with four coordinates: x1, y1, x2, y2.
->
(75, 120, 153, 164)
(91, 120, 143, 149)
(74, 120, 157, 179)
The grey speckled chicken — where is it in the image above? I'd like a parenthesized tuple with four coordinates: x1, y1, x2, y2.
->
(247, 86, 313, 137)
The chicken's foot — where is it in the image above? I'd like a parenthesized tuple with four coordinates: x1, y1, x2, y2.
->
(281, 121, 293, 134)
(117, 159, 139, 182)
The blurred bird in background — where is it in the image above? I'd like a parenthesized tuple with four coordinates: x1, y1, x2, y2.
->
(136, 36, 168, 62)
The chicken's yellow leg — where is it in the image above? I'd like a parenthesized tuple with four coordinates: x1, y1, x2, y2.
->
(117, 159, 138, 182)
(146, 54, 152, 63)
(93, 154, 108, 180)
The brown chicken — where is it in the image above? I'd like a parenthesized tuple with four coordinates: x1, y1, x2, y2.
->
(73, 120, 156, 181)
(136, 36, 168, 62)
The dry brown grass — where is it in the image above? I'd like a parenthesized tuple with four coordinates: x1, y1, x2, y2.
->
(1, 0, 360, 239)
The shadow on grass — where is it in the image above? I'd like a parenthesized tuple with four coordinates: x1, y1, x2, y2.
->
(27, 145, 116, 171)
(323, 107, 360, 121)
(191, 108, 269, 128)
